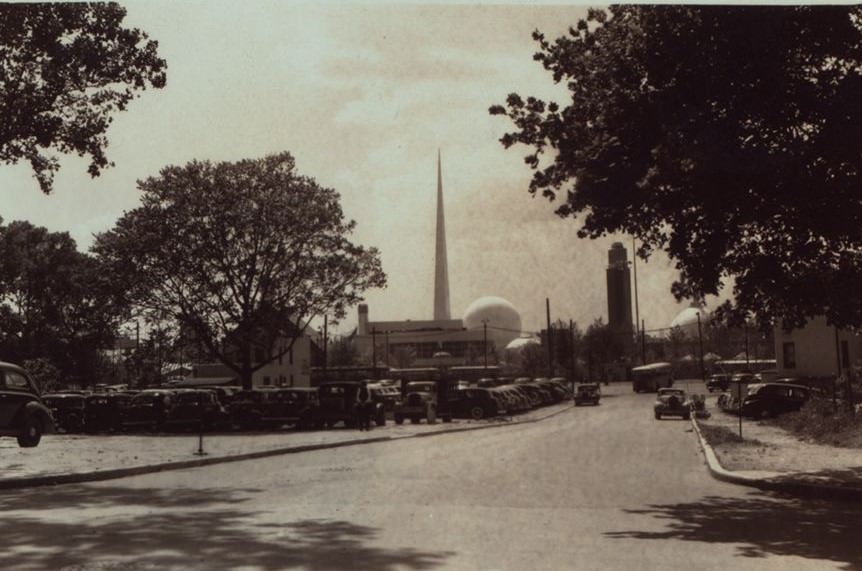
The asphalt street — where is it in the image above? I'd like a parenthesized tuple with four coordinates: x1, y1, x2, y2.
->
(2, 383, 860, 571)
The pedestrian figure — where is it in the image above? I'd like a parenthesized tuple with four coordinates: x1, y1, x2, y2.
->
(356, 386, 370, 431)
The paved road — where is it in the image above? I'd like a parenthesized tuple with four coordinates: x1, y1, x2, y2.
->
(2, 383, 859, 570)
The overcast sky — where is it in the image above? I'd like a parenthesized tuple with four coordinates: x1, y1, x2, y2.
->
(0, 1, 698, 335)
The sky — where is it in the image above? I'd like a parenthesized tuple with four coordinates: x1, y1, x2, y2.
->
(0, 1, 698, 336)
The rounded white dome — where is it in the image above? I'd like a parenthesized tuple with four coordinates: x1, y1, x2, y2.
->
(670, 306, 709, 337)
(505, 336, 539, 351)
(464, 296, 521, 331)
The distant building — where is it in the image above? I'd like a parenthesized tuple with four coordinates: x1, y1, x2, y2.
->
(183, 335, 315, 387)
(353, 152, 521, 370)
(606, 242, 634, 350)
(774, 316, 862, 379)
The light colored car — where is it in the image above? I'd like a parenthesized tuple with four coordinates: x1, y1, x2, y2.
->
(654, 388, 690, 420)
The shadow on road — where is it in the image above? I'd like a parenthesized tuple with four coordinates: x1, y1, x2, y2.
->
(0, 485, 454, 570)
(606, 493, 862, 570)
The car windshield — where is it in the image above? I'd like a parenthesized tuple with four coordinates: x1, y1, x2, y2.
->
(132, 394, 160, 405)
(45, 397, 85, 409)
(659, 389, 685, 397)
(406, 382, 435, 392)
(176, 393, 203, 404)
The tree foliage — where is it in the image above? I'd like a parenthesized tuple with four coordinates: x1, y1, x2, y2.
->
(93, 152, 386, 389)
(0, 3, 167, 193)
(582, 318, 625, 365)
(0, 219, 122, 384)
(491, 6, 862, 330)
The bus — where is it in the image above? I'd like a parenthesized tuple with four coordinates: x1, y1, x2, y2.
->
(713, 359, 776, 374)
(631, 362, 674, 393)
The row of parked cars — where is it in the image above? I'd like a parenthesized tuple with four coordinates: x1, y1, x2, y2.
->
(41, 376, 577, 434)
(708, 372, 814, 418)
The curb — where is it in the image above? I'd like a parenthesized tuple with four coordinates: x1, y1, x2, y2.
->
(0, 402, 573, 490)
(691, 416, 862, 503)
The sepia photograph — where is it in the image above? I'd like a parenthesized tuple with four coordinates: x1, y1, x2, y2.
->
(1, 2, 861, 569)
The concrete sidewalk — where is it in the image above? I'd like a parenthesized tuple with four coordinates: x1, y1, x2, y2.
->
(0, 401, 573, 489)
(692, 400, 862, 502)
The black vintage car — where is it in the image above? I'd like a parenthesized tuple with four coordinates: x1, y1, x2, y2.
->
(706, 374, 731, 392)
(740, 383, 810, 418)
(230, 388, 320, 430)
(43, 393, 87, 433)
(314, 381, 382, 428)
(0, 361, 55, 447)
(122, 390, 175, 432)
(450, 388, 502, 420)
(165, 389, 229, 430)
(574, 383, 601, 406)
(84, 392, 134, 432)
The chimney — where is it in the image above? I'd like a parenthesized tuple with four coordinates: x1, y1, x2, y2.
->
(358, 304, 369, 336)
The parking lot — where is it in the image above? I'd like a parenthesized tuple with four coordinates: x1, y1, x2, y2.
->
(0, 398, 574, 484)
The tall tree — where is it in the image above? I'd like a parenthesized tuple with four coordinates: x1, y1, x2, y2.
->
(0, 219, 122, 384)
(94, 152, 386, 390)
(491, 6, 862, 330)
(0, 3, 167, 193)
(583, 318, 625, 365)
(327, 334, 360, 368)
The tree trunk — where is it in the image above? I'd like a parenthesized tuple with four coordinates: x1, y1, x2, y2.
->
(240, 369, 254, 391)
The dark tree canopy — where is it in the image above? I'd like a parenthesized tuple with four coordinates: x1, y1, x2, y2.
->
(491, 6, 862, 330)
(0, 2, 167, 193)
(94, 152, 386, 389)
(0, 219, 122, 385)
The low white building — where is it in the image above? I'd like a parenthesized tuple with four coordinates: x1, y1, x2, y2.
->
(774, 316, 862, 379)
(185, 334, 316, 388)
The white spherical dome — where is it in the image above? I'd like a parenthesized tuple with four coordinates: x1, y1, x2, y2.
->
(464, 296, 521, 331)
(463, 296, 522, 348)
(505, 336, 539, 351)
(670, 306, 709, 337)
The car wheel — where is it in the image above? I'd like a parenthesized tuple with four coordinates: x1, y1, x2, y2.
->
(442, 415, 452, 423)
(654, 412, 661, 420)
(375, 411, 386, 427)
(683, 412, 691, 420)
(17, 415, 43, 448)
(470, 406, 485, 420)
(410, 417, 420, 424)
(394, 415, 404, 425)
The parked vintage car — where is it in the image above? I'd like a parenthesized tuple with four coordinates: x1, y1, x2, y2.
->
(706, 374, 731, 392)
(84, 392, 134, 432)
(43, 393, 87, 433)
(366, 383, 398, 424)
(450, 387, 502, 420)
(314, 381, 383, 428)
(574, 383, 601, 406)
(393, 380, 452, 424)
(740, 383, 810, 418)
(0, 361, 55, 447)
(654, 387, 691, 420)
(122, 390, 175, 431)
(165, 389, 229, 430)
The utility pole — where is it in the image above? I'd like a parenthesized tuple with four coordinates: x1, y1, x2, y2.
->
(322, 315, 328, 380)
(835, 327, 842, 411)
(371, 327, 378, 380)
(483, 320, 488, 370)
(696, 312, 706, 383)
(385, 330, 390, 367)
(546, 298, 554, 377)
(744, 322, 750, 371)
(632, 237, 640, 341)
(570, 319, 576, 391)
(641, 319, 646, 365)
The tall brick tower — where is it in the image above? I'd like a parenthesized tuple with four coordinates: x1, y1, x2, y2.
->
(606, 242, 633, 340)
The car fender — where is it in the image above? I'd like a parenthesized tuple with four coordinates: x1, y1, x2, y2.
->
(23, 401, 56, 434)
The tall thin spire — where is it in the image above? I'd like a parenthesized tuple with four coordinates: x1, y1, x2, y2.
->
(434, 149, 451, 321)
